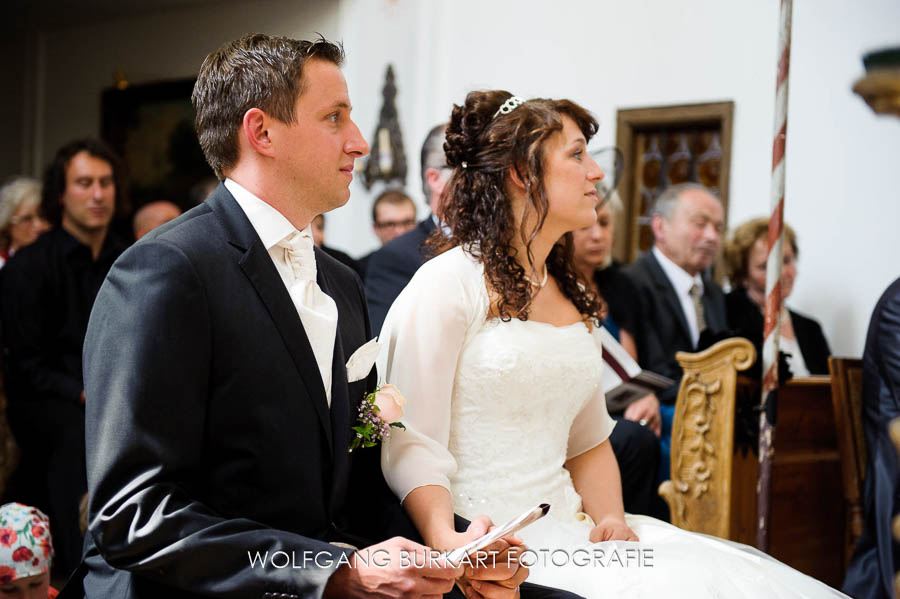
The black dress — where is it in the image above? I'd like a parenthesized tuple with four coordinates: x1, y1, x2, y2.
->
(725, 286, 831, 376)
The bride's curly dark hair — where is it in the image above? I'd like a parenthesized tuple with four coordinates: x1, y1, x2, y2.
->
(428, 90, 605, 323)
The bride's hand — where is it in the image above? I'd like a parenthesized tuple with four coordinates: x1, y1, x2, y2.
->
(432, 514, 495, 552)
(589, 517, 639, 542)
(440, 516, 528, 599)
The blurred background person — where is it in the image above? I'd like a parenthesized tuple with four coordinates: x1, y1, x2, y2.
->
(0, 178, 50, 267)
(310, 213, 365, 279)
(132, 200, 181, 240)
(0, 138, 127, 577)
(723, 216, 831, 377)
(572, 192, 640, 358)
(0, 502, 57, 597)
(365, 123, 451, 334)
(358, 188, 417, 275)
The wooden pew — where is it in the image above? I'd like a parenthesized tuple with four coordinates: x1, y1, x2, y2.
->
(660, 338, 845, 588)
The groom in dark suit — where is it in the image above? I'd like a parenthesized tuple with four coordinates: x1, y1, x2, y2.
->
(69, 34, 549, 599)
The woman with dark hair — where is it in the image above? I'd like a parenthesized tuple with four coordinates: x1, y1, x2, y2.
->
(377, 91, 846, 597)
(723, 217, 830, 377)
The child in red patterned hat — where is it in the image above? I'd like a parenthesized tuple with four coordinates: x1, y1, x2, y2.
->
(0, 502, 56, 598)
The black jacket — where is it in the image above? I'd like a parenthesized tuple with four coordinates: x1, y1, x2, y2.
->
(364, 217, 436, 335)
(622, 250, 727, 405)
(725, 287, 831, 376)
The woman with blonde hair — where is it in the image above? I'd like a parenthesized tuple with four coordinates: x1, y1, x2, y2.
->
(0, 178, 50, 267)
(723, 217, 830, 377)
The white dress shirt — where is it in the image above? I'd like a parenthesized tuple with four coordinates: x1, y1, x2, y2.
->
(652, 246, 704, 348)
(225, 178, 337, 405)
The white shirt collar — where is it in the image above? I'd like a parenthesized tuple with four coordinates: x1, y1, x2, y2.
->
(224, 178, 311, 249)
(652, 245, 703, 297)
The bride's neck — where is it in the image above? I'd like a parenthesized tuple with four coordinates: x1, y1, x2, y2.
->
(509, 231, 555, 281)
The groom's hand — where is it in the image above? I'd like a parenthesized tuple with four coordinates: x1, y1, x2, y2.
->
(324, 536, 462, 598)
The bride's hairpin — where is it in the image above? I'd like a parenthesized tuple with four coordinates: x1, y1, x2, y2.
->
(493, 95, 525, 119)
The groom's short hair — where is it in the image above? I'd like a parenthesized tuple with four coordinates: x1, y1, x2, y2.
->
(192, 33, 344, 179)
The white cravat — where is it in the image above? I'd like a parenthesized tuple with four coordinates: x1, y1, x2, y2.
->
(277, 230, 338, 406)
(224, 178, 339, 405)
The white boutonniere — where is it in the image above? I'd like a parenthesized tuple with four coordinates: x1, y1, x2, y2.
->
(346, 338, 381, 382)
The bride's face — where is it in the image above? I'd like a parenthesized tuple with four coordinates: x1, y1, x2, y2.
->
(541, 116, 605, 235)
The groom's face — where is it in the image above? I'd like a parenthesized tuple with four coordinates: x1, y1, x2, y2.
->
(274, 58, 369, 214)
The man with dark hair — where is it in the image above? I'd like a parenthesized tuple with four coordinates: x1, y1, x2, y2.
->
(356, 188, 417, 277)
(0, 137, 127, 577)
(365, 124, 450, 334)
(72, 34, 548, 599)
(371, 189, 416, 246)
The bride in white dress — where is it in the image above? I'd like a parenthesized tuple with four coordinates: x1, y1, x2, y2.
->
(378, 91, 847, 599)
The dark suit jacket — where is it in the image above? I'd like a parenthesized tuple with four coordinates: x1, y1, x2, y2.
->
(843, 277, 900, 599)
(623, 250, 727, 405)
(725, 287, 831, 376)
(364, 217, 436, 335)
(74, 185, 392, 598)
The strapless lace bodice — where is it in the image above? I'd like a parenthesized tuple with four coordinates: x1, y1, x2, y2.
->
(449, 318, 605, 526)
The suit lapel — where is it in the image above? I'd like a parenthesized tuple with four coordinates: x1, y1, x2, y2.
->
(207, 186, 334, 454)
(645, 252, 693, 346)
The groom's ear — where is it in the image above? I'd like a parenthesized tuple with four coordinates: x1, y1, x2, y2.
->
(242, 108, 275, 158)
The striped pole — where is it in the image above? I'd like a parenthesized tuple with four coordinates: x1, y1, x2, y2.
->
(757, 0, 793, 552)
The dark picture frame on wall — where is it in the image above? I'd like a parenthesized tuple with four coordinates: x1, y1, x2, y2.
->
(101, 78, 214, 215)
(614, 101, 734, 264)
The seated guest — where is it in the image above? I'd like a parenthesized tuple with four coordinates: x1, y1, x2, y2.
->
(365, 124, 451, 334)
(723, 217, 830, 376)
(358, 188, 417, 275)
(132, 201, 181, 240)
(0, 502, 57, 598)
(623, 183, 728, 480)
(572, 193, 665, 518)
(310, 213, 365, 279)
(0, 178, 50, 267)
(572, 193, 640, 357)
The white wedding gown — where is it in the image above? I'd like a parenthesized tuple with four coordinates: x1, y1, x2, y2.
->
(378, 246, 847, 599)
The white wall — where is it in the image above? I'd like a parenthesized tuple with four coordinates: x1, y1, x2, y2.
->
(336, 0, 900, 357)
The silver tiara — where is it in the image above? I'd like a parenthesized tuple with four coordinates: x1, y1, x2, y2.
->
(493, 95, 525, 118)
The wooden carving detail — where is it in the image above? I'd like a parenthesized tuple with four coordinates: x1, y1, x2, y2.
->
(666, 375, 720, 523)
(659, 337, 755, 539)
